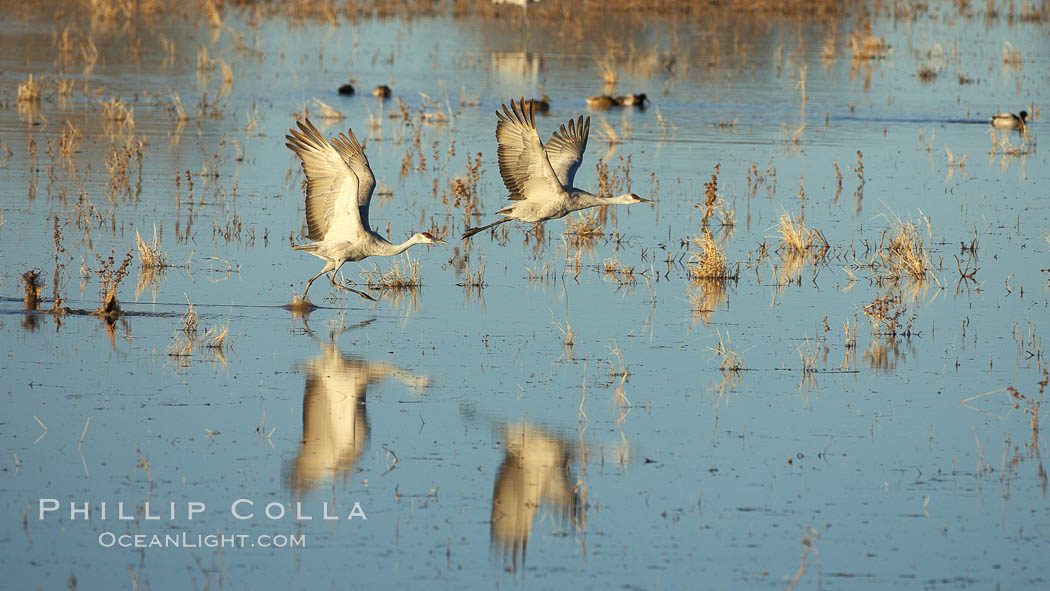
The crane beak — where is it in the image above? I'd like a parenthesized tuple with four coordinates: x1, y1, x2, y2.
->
(431, 237, 448, 245)
(632, 194, 653, 204)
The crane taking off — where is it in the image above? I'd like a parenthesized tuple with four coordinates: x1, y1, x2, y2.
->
(286, 118, 446, 304)
(463, 98, 651, 240)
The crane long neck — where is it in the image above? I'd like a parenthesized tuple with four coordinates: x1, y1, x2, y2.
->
(571, 190, 605, 210)
(378, 236, 419, 257)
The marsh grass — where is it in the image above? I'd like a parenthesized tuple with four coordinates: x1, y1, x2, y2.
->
(796, 336, 821, 374)
(166, 296, 201, 360)
(52, 76, 75, 98)
(863, 292, 915, 337)
(605, 341, 631, 382)
(1008, 369, 1048, 452)
(105, 135, 146, 201)
(58, 121, 83, 162)
(135, 227, 168, 269)
(601, 259, 637, 285)
(776, 213, 829, 257)
(17, 74, 41, 103)
(91, 248, 135, 317)
(850, 19, 888, 60)
(688, 233, 736, 281)
(875, 213, 936, 284)
(203, 319, 230, 350)
(843, 312, 858, 349)
(700, 164, 719, 226)
(180, 297, 199, 336)
(447, 152, 483, 220)
(456, 255, 486, 289)
(565, 212, 605, 244)
(361, 255, 422, 290)
(99, 97, 134, 125)
(709, 330, 745, 372)
(687, 229, 738, 323)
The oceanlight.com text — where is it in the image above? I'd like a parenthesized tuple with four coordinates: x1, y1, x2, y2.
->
(97, 532, 306, 549)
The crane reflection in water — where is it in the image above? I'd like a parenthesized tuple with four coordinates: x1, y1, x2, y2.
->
(287, 318, 429, 492)
(490, 421, 585, 571)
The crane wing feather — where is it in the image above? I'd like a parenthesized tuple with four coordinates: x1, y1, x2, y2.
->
(495, 98, 566, 204)
(329, 129, 376, 232)
(544, 115, 589, 187)
(286, 118, 366, 242)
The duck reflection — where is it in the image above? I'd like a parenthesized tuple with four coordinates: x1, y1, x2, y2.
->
(491, 422, 582, 571)
(288, 321, 429, 492)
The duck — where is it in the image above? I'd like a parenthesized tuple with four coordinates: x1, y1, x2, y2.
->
(585, 95, 618, 109)
(617, 93, 648, 107)
(585, 93, 649, 109)
(991, 110, 1028, 130)
(372, 85, 392, 99)
(522, 94, 551, 113)
(337, 82, 355, 96)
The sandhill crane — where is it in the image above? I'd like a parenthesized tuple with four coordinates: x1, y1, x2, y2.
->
(991, 110, 1028, 130)
(462, 98, 651, 240)
(287, 329, 429, 491)
(491, 422, 581, 571)
(492, 0, 541, 22)
(286, 118, 446, 304)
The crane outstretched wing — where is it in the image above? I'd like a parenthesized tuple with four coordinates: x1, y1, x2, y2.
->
(544, 115, 589, 188)
(329, 128, 376, 232)
(495, 98, 565, 202)
(286, 118, 366, 241)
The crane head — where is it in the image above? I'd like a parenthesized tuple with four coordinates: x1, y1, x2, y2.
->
(418, 232, 448, 245)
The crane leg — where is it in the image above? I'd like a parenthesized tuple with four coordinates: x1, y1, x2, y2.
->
(329, 262, 377, 302)
(302, 265, 332, 300)
(462, 217, 514, 240)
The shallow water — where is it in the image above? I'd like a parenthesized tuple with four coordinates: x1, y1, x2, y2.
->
(1, 3, 1048, 588)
